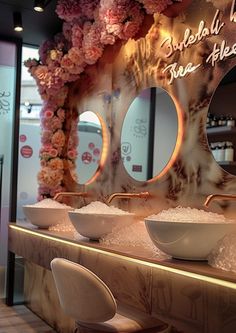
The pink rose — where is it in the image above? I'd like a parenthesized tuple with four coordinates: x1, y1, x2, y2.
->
(83, 45, 103, 65)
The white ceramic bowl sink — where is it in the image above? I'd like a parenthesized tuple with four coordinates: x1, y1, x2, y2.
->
(68, 211, 135, 240)
(23, 205, 72, 229)
(145, 219, 236, 260)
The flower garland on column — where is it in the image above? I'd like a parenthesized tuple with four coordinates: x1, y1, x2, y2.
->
(25, 0, 183, 200)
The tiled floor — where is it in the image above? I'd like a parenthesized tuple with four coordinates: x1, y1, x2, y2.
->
(0, 301, 56, 333)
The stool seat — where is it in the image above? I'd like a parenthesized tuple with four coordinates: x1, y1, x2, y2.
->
(77, 303, 169, 332)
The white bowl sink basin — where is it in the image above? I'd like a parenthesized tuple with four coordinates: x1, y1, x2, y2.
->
(145, 219, 236, 260)
(68, 211, 135, 240)
(23, 205, 72, 229)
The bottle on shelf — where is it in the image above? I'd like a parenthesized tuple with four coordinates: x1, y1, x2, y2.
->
(225, 141, 234, 162)
(217, 142, 224, 162)
(207, 114, 211, 128)
(210, 143, 216, 160)
(210, 115, 217, 127)
(219, 115, 227, 127)
(226, 115, 235, 127)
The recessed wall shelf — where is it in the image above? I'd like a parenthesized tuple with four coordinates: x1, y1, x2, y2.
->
(207, 126, 236, 135)
(219, 161, 236, 166)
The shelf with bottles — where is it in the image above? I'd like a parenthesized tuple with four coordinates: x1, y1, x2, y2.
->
(206, 113, 235, 134)
(210, 141, 234, 164)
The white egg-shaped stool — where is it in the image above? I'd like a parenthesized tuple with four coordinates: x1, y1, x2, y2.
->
(51, 258, 171, 333)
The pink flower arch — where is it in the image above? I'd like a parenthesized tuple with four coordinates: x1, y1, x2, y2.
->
(25, 0, 184, 199)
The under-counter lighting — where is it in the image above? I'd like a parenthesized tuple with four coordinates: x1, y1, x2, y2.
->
(9, 224, 236, 291)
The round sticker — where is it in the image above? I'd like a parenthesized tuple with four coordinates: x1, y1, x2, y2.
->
(93, 148, 100, 156)
(81, 152, 92, 164)
(20, 134, 27, 142)
(88, 142, 95, 150)
(20, 145, 33, 158)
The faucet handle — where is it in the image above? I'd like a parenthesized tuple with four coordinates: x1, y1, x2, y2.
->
(204, 193, 236, 207)
(53, 191, 88, 201)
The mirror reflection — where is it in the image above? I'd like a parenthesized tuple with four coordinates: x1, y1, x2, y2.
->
(207, 66, 236, 175)
(121, 87, 178, 181)
(76, 111, 102, 184)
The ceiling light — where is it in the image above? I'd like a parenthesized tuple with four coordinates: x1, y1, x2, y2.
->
(13, 12, 23, 32)
(34, 0, 45, 12)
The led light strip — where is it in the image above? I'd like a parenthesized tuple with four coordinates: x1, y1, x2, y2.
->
(10, 224, 236, 290)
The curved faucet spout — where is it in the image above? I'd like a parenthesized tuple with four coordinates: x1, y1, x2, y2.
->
(107, 191, 150, 204)
(53, 191, 88, 201)
(204, 194, 236, 207)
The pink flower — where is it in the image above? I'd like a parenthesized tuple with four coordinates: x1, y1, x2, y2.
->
(50, 148, 59, 157)
(41, 130, 53, 144)
(83, 45, 103, 65)
(67, 149, 78, 160)
(40, 144, 59, 159)
(38, 167, 64, 188)
(51, 129, 66, 148)
(44, 110, 54, 118)
(83, 22, 102, 48)
(41, 116, 62, 131)
(57, 108, 65, 121)
(106, 23, 122, 36)
(68, 47, 85, 66)
(47, 158, 64, 170)
(56, 0, 82, 22)
(137, 0, 173, 14)
(80, 0, 99, 20)
(71, 24, 83, 47)
(100, 31, 116, 45)
(40, 160, 47, 167)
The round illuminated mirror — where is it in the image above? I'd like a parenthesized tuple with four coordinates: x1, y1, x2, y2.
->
(121, 87, 179, 181)
(75, 111, 102, 184)
(207, 66, 236, 175)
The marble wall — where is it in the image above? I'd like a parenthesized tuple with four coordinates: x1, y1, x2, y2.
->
(64, 0, 236, 218)
(14, 1, 236, 333)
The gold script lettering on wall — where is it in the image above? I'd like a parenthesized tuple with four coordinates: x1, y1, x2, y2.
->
(120, 87, 181, 182)
(207, 65, 236, 176)
(161, 0, 236, 84)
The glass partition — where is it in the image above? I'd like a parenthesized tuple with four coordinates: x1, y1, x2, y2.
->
(0, 39, 19, 300)
(17, 46, 41, 221)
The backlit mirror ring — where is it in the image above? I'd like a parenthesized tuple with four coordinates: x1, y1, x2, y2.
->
(69, 111, 108, 185)
(206, 65, 236, 176)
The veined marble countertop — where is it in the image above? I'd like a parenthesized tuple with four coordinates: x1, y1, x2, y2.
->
(9, 221, 236, 285)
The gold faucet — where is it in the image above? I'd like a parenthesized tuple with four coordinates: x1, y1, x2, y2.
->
(53, 191, 88, 201)
(204, 193, 236, 207)
(107, 191, 150, 204)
